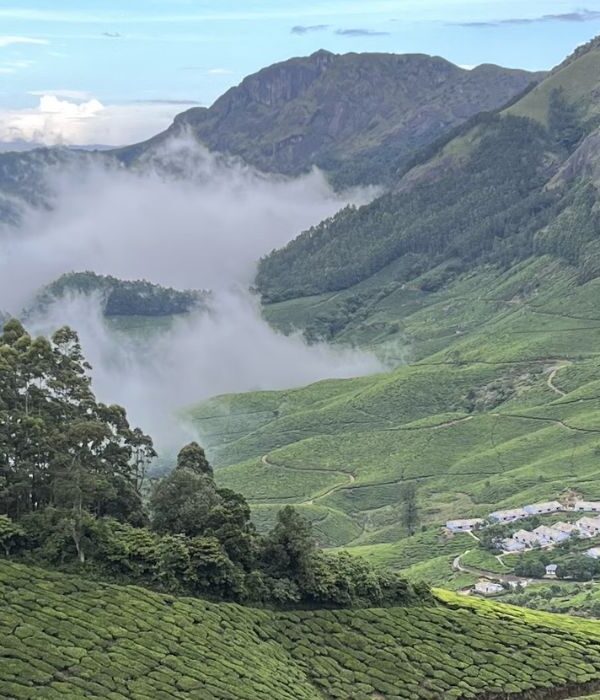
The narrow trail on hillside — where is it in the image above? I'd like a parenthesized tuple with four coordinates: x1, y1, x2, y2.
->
(260, 454, 355, 506)
(453, 551, 545, 584)
(497, 412, 600, 435)
(547, 361, 572, 397)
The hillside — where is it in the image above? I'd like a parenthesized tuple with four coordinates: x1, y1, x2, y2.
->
(255, 38, 600, 303)
(118, 51, 542, 187)
(29, 272, 210, 319)
(5, 560, 600, 699)
(191, 259, 600, 563)
(185, 37, 600, 599)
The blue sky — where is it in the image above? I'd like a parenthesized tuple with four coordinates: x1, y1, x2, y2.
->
(1, 0, 600, 145)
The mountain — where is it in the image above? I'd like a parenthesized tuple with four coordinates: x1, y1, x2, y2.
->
(5, 559, 600, 699)
(0, 51, 542, 226)
(118, 50, 543, 187)
(255, 37, 600, 304)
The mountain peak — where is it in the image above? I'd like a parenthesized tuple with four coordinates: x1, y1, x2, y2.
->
(129, 51, 542, 187)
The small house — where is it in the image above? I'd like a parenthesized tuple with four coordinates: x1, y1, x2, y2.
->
(523, 501, 563, 516)
(532, 525, 569, 546)
(552, 522, 578, 535)
(576, 517, 600, 537)
(574, 500, 600, 513)
(513, 529, 539, 547)
(474, 580, 504, 596)
(586, 547, 600, 559)
(502, 538, 525, 553)
(445, 518, 485, 533)
(489, 508, 527, 523)
(545, 564, 558, 577)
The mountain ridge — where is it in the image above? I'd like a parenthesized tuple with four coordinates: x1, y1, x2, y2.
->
(116, 50, 544, 187)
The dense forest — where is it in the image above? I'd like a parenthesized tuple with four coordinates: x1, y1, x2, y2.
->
(0, 319, 428, 608)
(31, 272, 209, 318)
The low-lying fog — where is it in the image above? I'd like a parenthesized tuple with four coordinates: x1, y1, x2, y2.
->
(0, 137, 382, 451)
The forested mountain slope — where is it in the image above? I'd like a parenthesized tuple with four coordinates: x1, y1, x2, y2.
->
(255, 37, 600, 304)
(5, 560, 600, 699)
(118, 51, 542, 187)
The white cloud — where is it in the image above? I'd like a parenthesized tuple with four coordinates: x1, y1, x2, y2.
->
(0, 35, 47, 47)
(207, 68, 233, 75)
(459, 64, 476, 70)
(1, 138, 380, 447)
(0, 60, 36, 74)
(0, 94, 195, 146)
(29, 89, 92, 100)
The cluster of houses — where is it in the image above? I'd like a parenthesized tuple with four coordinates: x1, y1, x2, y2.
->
(446, 499, 600, 557)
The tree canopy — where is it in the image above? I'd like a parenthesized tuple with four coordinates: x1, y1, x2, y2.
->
(0, 320, 427, 608)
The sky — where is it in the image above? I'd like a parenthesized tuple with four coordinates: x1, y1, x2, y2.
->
(1, 0, 600, 146)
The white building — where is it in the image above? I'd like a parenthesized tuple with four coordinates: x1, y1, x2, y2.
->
(586, 547, 600, 559)
(513, 529, 540, 547)
(502, 538, 526, 553)
(552, 522, 579, 535)
(446, 518, 485, 533)
(523, 501, 563, 516)
(576, 517, 600, 537)
(545, 564, 558, 577)
(574, 500, 600, 513)
(532, 525, 570, 546)
(474, 580, 504, 596)
(489, 508, 527, 523)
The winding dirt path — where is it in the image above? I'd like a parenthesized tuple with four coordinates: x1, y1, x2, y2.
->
(547, 361, 572, 397)
(260, 454, 355, 506)
(453, 550, 546, 584)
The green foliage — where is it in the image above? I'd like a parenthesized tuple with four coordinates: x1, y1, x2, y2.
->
(256, 115, 559, 301)
(31, 271, 208, 318)
(0, 320, 155, 534)
(548, 87, 585, 151)
(0, 323, 423, 609)
(4, 560, 600, 699)
(0, 515, 24, 555)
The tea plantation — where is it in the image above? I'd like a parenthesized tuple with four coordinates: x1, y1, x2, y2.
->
(189, 259, 600, 580)
(4, 560, 600, 699)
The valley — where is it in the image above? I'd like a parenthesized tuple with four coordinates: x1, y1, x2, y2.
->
(2, 19, 600, 699)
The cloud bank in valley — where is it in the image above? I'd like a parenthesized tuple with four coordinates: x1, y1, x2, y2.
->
(0, 137, 381, 450)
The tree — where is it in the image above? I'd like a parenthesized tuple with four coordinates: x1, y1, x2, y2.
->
(261, 506, 315, 583)
(0, 515, 24, 556)
(548, 87, 583, 151)
(176, 442, 212, 475)
(0, 321, 153, 533)
(151, 445, 256, 568)
(150, 467, 221, 537)
(401, 482, 419, 536)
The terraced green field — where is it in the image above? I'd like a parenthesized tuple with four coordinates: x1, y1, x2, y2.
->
(5, 560, 600, 699)
(188, 258, 600, 581)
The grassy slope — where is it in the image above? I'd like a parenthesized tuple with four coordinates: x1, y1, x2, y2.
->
(188, 258, 600, 582)
(6, 560, 600, 699)
(188, 41, 600, 588)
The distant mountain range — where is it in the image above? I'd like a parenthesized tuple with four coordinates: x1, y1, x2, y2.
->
(119, 50, 543, 187)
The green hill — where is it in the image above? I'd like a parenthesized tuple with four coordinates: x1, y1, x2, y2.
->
(5, 560, 600, 699)
(189, 255, 600, 589)
(118, 51, 542, 187)
(189, 36, 600, 597)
